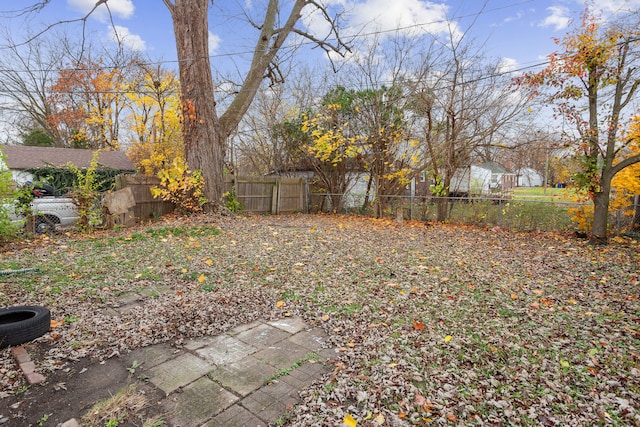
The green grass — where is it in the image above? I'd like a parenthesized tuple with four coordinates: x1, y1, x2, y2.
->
(511, 186, 577, 201)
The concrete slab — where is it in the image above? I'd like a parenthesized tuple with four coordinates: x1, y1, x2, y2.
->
(253, 342, 310, 370)
(228, 320, 263, 336)
(282, 360, 329, 388)
(184, 335, 219, 351)
(288, 327, 329, 350)
(122, 343, 177, 369)
(163, 377, 238, 426)
(268, 317, 307, 334)
(208, 355, 278, 396)
(148, 352, 214, 395)
(196, 335, 257, 365)
(51, 317, 333, 426)
(240, 380, 300, 422)
(236, 323, 291, 347)
(202, 404, 267, 427)
(138, 283, 172, 297)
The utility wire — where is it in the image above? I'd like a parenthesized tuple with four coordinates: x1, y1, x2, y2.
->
(0, 0, 538, 72)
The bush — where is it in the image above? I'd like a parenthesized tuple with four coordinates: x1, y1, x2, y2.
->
(223, 186, 243, 213)
(68, 152, 104, 232)
(151, 160, 207, 215)
(0, 150, 19, 241)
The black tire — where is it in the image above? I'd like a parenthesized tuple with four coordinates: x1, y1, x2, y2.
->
(34, 215, 58, 234)
(0, 306, 51, 348)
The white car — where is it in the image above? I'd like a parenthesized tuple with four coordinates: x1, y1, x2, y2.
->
(4, 184, 79, 233)
(28, 196, 79, 233)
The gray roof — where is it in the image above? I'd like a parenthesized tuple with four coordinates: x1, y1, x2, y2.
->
(0, 145, 135, 171)
(480, 161, 510, 174)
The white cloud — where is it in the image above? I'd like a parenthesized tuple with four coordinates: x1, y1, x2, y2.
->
(303, 0, 459, 42)
(503, 11, 524, 24)
(109, 25, 146, 51)
(67, 0, 134, 21)
(496, 57, 518, 74)
(539, 6, 571, 31)
(209, 32, 221, 55)
(592, 0, 640, 14)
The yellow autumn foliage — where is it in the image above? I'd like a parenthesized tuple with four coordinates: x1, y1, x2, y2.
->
(126, 72, 184, 177)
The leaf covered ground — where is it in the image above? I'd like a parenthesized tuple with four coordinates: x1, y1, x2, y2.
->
(0, 214, 639, 426)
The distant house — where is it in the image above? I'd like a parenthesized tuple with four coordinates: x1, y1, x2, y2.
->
(450, 162, 517, 195)
(516, 167, 544, 187)
(0, 145, 135, 185)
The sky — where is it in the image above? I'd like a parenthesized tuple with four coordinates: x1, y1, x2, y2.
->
(1, 0, 639, 78)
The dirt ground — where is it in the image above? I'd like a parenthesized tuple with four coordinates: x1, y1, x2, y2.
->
(0, 342, 166, 427)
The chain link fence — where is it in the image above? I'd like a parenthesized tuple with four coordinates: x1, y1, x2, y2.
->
(311, 193, 640, 236)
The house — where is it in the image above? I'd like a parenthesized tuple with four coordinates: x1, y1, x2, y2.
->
(516, 167, 544, 187)
(0, 145, 135, 185)
(449, 162, 517, 196)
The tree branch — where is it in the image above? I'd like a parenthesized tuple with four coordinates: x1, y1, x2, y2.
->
(609, 152, 640, 179)
(219, 0, 349, 138)
(8, 0, 108, 49)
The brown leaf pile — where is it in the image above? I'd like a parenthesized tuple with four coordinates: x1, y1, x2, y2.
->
(1, 214, 639, 425)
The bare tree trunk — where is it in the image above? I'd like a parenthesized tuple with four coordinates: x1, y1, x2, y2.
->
(436, 175, 451, 222)
(592, 182, 610, 243)
(167, 0, 223, 210)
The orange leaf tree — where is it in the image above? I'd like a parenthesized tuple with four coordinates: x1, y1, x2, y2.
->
(48, 59, 129, 150)
(518, 8, 640, 241)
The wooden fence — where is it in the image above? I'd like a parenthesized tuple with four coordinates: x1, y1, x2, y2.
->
(224, 176, 307, 214)
(114, 174, 174, 222)
(111, 174, 307, 224)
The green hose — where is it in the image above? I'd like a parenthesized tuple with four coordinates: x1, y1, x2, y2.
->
(0, 268, 39, 275)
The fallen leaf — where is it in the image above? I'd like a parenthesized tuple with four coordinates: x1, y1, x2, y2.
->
(50, 319, 64, 328)
(206, 259, 212, 266)
(343, 414, 357, 427)
(374, 414, 385, 425)
(444, 335, 453, 343)
(198, 274, 206, 283)
(540, 298, 553, 307)
(447, 413, 456, 421)
(276, 300, 285, 308)
(511, 293, 518, 300)
(321, 314, 330, 321)
(413, 320, 425, 331)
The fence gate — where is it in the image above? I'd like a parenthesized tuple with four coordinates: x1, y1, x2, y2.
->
(225, 176, 307, 214)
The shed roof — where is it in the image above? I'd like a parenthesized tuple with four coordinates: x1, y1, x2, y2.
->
(0, 145, 135, 171)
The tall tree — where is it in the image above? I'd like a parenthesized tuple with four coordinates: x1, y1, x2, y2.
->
(413, 35, 525, 221)
(48, 58, 131, 149)
(0, 31, 67, 146)
(161, 0, 348, 210)
(126, 67, 184, 176)
(300, 93, 362, 213)
(519, 8, 640, 241)
(346, 86, 418, 217)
